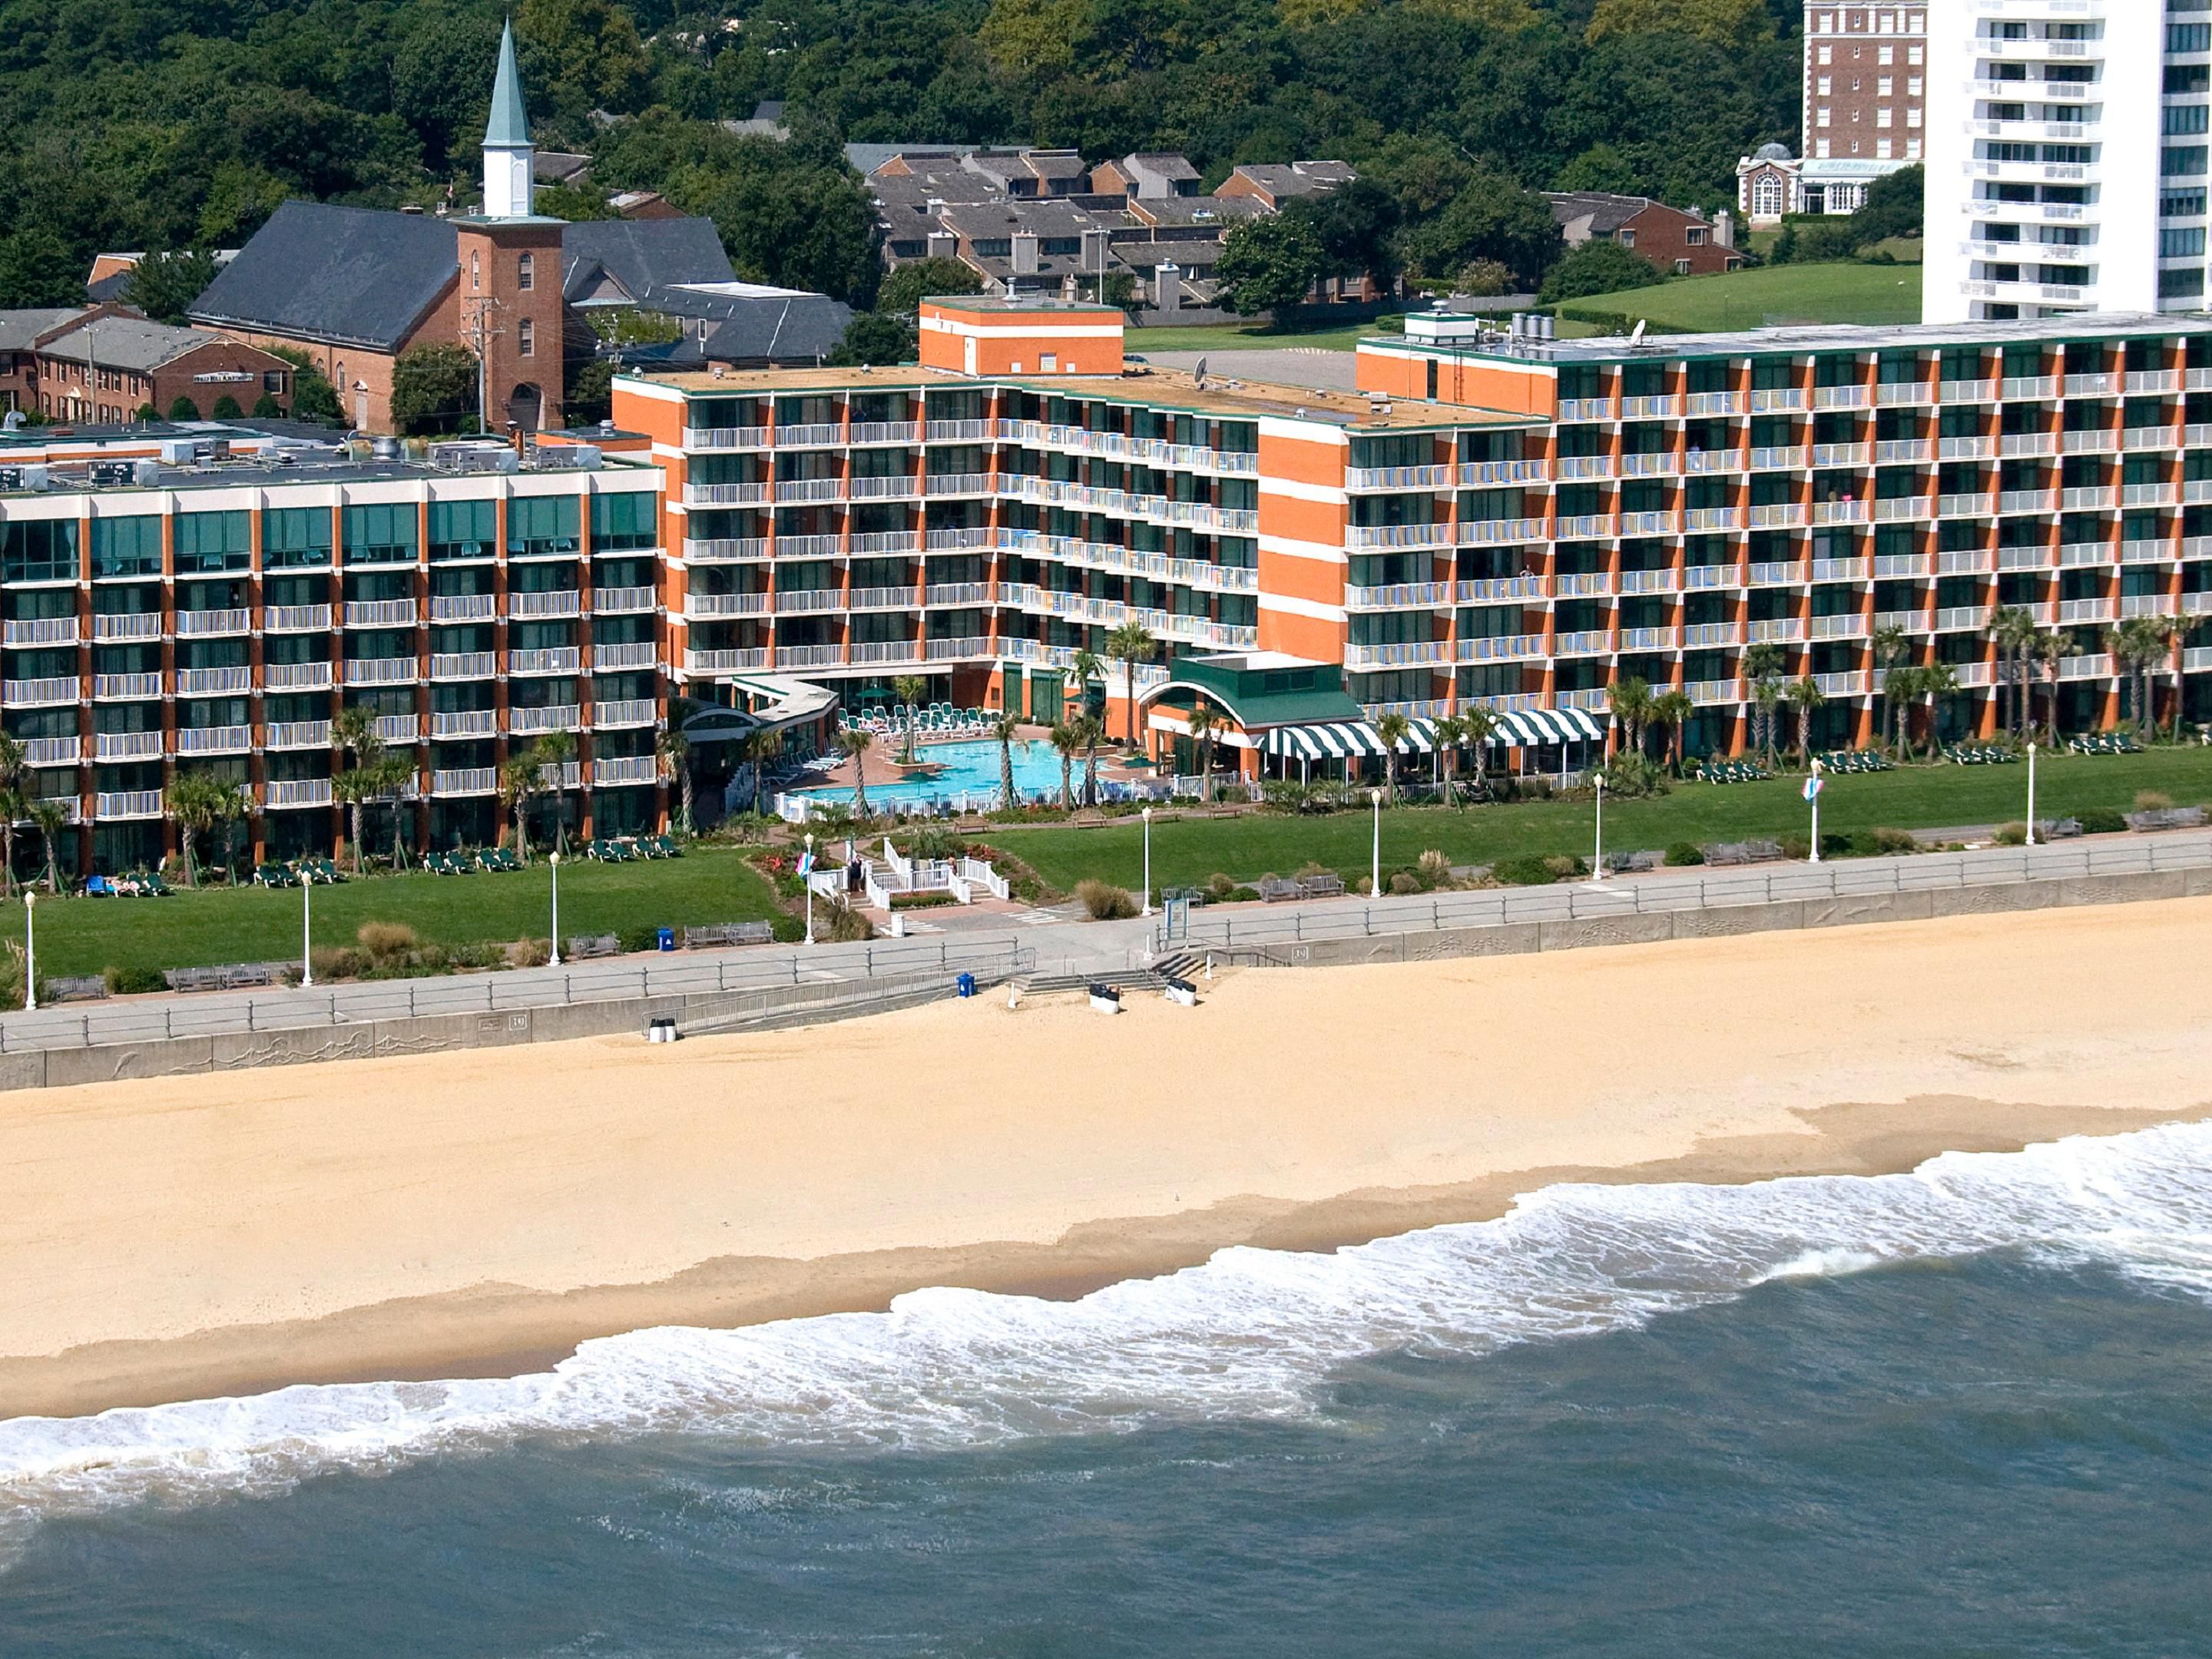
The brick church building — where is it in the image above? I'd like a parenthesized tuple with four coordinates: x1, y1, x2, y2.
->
(190, 23, 733, 433)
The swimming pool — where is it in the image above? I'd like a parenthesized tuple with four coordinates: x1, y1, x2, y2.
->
(793, 738, 1071, 806)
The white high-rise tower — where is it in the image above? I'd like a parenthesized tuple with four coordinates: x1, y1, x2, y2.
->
(1926, 2, 2209, 323)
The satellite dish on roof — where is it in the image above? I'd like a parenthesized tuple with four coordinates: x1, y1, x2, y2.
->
(1194, 355, 1208, 388)
(1630, 320, 1647, 344)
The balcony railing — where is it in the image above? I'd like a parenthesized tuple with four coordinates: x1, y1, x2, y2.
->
(343, 657, 417, 686)
(1746, 618, 1803, 643)
(593, 755, 660, 786)
(23, 736, 78, 767)
(431, 710, 498, 740)
(343, 599, 417, 629)
(373, 714, 420, 744)
(266, 720, 333, 750)
(94, 790, 163, 820)
(593, 585, 657, 614)
(175, 724, 252, 756)
(94, 730, 163, 762)
(684, 537, 769, 563)
(3, 677, 78, 707)
(925, 635, 992, 661)
(2, 617, 78, 648)
(684, 425, 769, 449)
(431, 651, 497, 681)
(509, 647, 581, 676)
(508, 704, 581, 733)
(93, 672, 162, 700)
(684, 482, 770, 506)
(429, 592, 497, 624)
(1347, 522, 1452, 549)
(265, 604, 333, 632)
(849, 638, 925, 665)
(849, 585, 921, 611)
(176, 666, 251, 696)
(591, 641, 660, 672)
(508, 590, 581, 620)
(592, 698, 657, 729)
(91, 612, 163, 643)
(1456, 633, 1545, 663)
(432, 767, 498, 796)
(684, 647, 770, 674)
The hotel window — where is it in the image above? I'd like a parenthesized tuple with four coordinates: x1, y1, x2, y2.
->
(518, 317, 534, 358)
(86, 517, 154, 580)
(1908, 45, 1922, 65)
(517, 253, 534, 291)
(1877, 77, 1892, 96)
(507, 495, 580, 558)
(262, 507, 333, 570)
(1816, 139, 1833, 157)
(4, 519, 78, 584)
(1878, 108, 1893, 127)
(1879, 45, 1893, 65)
(1818, 75, 1832, 94)
(1818, 44, 1833, 63)
(591, 491, 657, 551)
(1818, 107, 1832, 127)
(429, 498, 495, 561)
(342, 503, 418, 565)
(1878, 139, 1893, 158)
(174, 511, 251, 575)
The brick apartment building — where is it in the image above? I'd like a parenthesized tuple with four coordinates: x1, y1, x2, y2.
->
(0, 306, 293, 423)
(1740, 2, 1926, 226)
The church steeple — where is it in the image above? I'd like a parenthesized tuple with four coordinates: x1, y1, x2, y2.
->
(481, 20, 535, 219)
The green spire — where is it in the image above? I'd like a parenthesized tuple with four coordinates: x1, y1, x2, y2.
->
(485, 19, 530, 149)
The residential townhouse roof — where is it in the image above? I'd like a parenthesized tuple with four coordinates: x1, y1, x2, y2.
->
(1543, 191, 1708, 243)
(1124, 194, 1267, 229)
(1224, 161, 1356, 201)
(0, 308, 92, 352)
(35, 314, 250, 374)
(559, 217, 736, 306)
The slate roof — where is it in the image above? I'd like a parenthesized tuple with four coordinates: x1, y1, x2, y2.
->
(38, 315, 245, 373)
(0, 308, 91, 351)
(1545, 191, 1675, 239)
(621, 290, 852, 368)
(189, 201, 461, 350)
(560, 217, 735, 306)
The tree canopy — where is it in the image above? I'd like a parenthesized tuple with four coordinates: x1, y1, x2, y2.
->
(0, 0, 1806, 310)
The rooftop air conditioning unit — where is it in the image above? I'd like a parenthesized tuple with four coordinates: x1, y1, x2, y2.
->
(87, 460, 135, 487)
(132, 460, 168, 486)
(0, 465, 48, 492)
(158, 439, 197, 465)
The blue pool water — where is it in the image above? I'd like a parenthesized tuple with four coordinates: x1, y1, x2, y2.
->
(796, 737, 1070, 805)
(4, 1124, 2212, 1653)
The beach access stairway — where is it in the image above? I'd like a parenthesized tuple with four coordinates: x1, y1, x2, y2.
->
(806, 842, 1009, 912)
(1015, 953, 1196, 998)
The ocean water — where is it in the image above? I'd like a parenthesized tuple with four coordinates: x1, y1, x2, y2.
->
(5, 1123, 2212, 1654)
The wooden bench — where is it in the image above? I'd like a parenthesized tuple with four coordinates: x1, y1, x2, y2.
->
(164, 962, 280, 993)
(46, 975, 108, 1002)
(2126, 806, 2207, 833)
(565, 933, 621, 960)
(1604, 850, 1661, 875)
(1256, 877, 1304, 903)
(1298, 873, 1346, 899)
(681, 921, 775, 949)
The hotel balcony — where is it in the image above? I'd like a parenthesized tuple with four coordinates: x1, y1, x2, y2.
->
(1342, 639, 1452, 671)
(94, 730, 163, 763)
(343, 599, 417, 629)
(685, 591, 768, 620)
(508, 704, 581, 734)
(592, 585, 657, 615)
(91, 612, 163, 643)
(265, 661, 335, 692)
(175, 724, 252, 757)
(925, 634, 992, 661)
(23, 736, 78, 767)
(431, 710, 498, 740)
(266, 720, 332, 750)
(848, 638, 925, 667)
(1459, 517, 1546, 546)
(373, 714, 420, 744)
(684, 481, 770, 507)
(176, 666, 251, 697)
(1457, 633, 1545, 664)
(682, 425, 769, 449)
(94, 790, 163, 821)
(1344, 581, 1451, 611)
(591, 698, 658, 730)
(429, 593, 497, 624)
(593, 755, 660, 786)
(265, 603, 333, 633)
(1345, 462, 1454, 491)
(508, 647, 580, 677)
(93, 672, 162, 701)
(3, 676, 79, 708)
(344, 658, 418, 687)
(684, 647, 769, 675)
(176, 608, 251, 637)
(591, 641, 659, 673)
(264, 777, 333, 811)
(509, 590, 581, 621)
(2, 617, 78, 648)
(431, 651, 497, 681)
(849, 585, 920, 611)
(432, 767, 499, 797)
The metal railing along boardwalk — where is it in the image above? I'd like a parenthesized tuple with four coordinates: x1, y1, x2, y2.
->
(0, 935, 1035, 1055)
(1158, 833, 2212, 951)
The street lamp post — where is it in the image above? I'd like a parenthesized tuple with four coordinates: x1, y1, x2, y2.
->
(1806, 757, 1826, 863)
(1141, 806, 1153, 916)
(301, 876, 313, 987)
(1369, 788, 1382, 897)
(23, 890, 35, 1012)
(1591, 773, 1607, 880)
(803, 833, 816, 945)
(2025, 740, 2038, 846)
(549, 850, 562, 966)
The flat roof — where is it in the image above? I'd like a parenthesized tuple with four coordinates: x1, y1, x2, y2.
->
(1375, 310, 2212, 366)
(629, 364, 1535, 432)
(0, 451, 657, 500)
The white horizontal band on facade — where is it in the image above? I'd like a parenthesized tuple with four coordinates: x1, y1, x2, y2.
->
(1257, 476, 1349, 505)
(919, 316, 1127, 340)
(1257, 416, 1349, 446)
(1257, 533, 1348, 565)
(614, 377, 687, 404)
(1257, 591, 1347, 623)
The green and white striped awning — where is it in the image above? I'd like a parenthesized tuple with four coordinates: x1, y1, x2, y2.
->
(1488, 706, 1603, 746)
(1262, 719, 1437, 761)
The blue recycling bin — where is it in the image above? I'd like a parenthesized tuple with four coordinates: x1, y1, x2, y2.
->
(657, 927, 676, 952)
(956, 972, 976, 998)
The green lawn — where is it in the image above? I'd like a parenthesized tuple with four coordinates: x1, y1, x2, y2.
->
(994, 749, 2212, 895)
(1126, 316, 1404, 355)
(12, 845, 783, 981)
(1559, 262, 1923, 333)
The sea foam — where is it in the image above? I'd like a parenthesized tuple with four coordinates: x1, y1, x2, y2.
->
(2, 1118, 2210, 1541)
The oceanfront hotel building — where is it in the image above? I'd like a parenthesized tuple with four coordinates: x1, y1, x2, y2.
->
(12, 296, 2212, 869)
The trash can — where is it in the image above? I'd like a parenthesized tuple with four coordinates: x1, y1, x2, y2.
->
(657, 927, 675, 952)
(957, 972, 976, 998)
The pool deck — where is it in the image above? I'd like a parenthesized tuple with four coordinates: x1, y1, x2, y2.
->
(811, 727, 1155, 798)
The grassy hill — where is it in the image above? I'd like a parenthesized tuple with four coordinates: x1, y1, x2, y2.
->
(1558, 262, 1923, 335)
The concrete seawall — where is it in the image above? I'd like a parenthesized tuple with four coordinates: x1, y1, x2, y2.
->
(0, 969, 1002, 1096)
(1207, 864, 2212, 971)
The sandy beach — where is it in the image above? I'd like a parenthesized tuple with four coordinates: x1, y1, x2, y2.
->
(5, 896, 2212, 1419)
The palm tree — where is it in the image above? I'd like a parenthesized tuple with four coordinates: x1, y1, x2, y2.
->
(1606, 676, 1654, 762)
(1988, 608, 2037, 740)
(1784, 675, 1826, 763)
(1651, 688, 1694, 774)
(375, 752, 415, 872)
(0, 730, 24, 896)
(28, 798, 66, 894)
(1104, 621, 1158, 746)
(2034, 628, 2073, 747)
(1431, 713, 1466, 805)
(1919, 661, 1961, 760)
(1871, 621, 1911, 755)
(1459, 704, 1499, 799)
(1373, 709, 1409, 803)
(1187, 700, 1221, 803)
(164, 770, 228, 888)
(1076, 711, 1103, 806)
(498, 753, 539, 863)
(1049, 720, 1080, 811)
(740, 728, 782, 819)
(892, 674, 926, 763)
(1883, 663, 1922, 760)
(989, 714, 1018, 808)
(534, 728, 578, 854)
(1743, 642, 1786, 762)
(1069, 647, 1104, 735)
(658, 727, 695, 832)
(837, 725, 874, 819)
(329, 704, 385, 873)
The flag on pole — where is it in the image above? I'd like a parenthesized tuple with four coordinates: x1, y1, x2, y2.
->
(1803, 776, 1824, 802)
(796, 849, 816, 876)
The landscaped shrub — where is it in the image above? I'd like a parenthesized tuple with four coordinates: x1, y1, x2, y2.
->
(1820, 832, 1850, 859)
(1492, 854, 1562, 886)
(2136, 791, 2174, 812)
(1868, 826, 1919, 854)
(1664, 842, 1704, 866)
(1075, 879, 1138, 920)
(1416, 849, 1452, 887)
(356, 921, 418, 959)
(770, 914, 806, 944)
(1780, 836, 1811, 860)
(104, 965, 167, 995)
(311, 945, 368, 980)
(1992, 822, 2028, 846)
(618, 926, 662, 954)
(1388, 871, 1422, 896)
(892, 890, 959, 909)
(2077, 807, 2128, 835)
(1543, 854, 1584, 879)
(508, 938, 552, 968)
(1207, 871, 1237, 900)
(1226, 886, 1261, 903)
